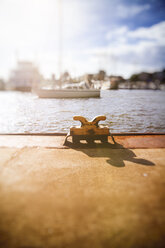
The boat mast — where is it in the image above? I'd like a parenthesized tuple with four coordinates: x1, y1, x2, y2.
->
(58, 0, 63, 86)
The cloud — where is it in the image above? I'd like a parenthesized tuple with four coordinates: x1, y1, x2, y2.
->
(0, 0, 164, 79)
(106, 21, 165, 45)
(117, 3, 150, 18)
(128, 21, 165, 46)
(88, 21, 165, 77)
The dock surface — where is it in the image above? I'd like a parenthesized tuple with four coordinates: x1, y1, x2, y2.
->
(0, 134, 165, 248)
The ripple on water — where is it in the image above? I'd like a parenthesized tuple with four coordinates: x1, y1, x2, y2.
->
(0, 90, 165, 133)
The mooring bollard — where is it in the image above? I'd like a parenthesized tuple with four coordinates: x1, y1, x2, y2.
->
(64, 115, 115, 145)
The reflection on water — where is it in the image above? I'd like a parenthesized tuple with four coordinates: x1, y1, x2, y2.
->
(0, 90, 165, 133)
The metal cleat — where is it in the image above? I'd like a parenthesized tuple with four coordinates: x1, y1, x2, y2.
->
(65, 115, 115, 145)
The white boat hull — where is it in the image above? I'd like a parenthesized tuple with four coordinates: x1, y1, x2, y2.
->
(33, 88, 100, 98)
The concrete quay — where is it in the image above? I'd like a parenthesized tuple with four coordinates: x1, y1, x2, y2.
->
(0, 134, 165, 248)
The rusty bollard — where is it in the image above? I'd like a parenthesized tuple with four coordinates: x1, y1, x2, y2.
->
(64, 115, 115, 145)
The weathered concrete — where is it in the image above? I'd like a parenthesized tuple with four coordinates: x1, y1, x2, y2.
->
(0, 133, 165, 148)
(0, 135, 165, 248)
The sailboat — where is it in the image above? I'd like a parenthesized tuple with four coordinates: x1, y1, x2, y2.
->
(34, 87, 100, 98)
(34, 0, 100, 99)
(34, 80, 100, 98)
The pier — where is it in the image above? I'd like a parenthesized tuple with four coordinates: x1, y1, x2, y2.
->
(0, 134, 165, 247)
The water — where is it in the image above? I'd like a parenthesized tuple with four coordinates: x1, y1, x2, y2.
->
(0, 90, 165, 133)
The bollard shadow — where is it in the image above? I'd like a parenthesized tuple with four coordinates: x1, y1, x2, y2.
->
(64, 140, 155, 167)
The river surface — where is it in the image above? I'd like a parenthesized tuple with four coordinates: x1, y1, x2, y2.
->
(0, 90, 165, 133)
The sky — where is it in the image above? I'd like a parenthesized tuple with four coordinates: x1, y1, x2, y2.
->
(0, 0, 165, 79)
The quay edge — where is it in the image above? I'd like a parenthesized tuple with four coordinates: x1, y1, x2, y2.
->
(0, 133, 165, 248)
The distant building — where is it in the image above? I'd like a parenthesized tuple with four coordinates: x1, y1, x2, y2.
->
(75, 71, 106, 83)
(8, 61, 43, 91)
(97, 70, 106, 81)
(0, 79, 5, 90)
(85, 74, 93, 82)
(60, 71, 71, 82)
